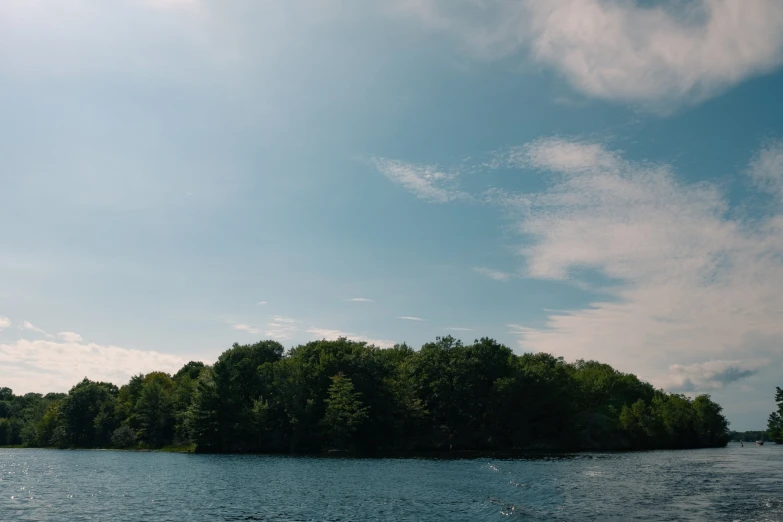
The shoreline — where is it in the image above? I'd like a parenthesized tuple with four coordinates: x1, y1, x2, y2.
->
(1, 444, 732, 458)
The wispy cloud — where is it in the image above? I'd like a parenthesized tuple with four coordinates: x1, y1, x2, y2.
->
(21, 321, 53, 338)
(231, 323, 261, 335)
(257, 301, 268, 306)
(382, 136, 783, 392)
(265, 316, 297, 340)
(306, 327, 396, 349)
(497, 138, 783, 390)
(58, 332, 83, 343)
(346, 297, 374, 303)
(749, 139, 783, 198)
(473, 266, 513, 282)
(398, 316, 425, 322)
(446, 327, 472, 332)
(372, 158, 469, 203)
(395, 0, 783, 110)
(0, 317, 10, 330)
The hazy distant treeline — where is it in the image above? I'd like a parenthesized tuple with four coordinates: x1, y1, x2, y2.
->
(1, 337, 730, 453)
(728, 430, 767, 442)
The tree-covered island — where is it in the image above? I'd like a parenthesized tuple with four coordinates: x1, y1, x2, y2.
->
(1, 337, 731, 453)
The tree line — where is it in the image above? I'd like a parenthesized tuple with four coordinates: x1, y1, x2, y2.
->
(728, 430, 767, 442)
(1, 336, 730, 453)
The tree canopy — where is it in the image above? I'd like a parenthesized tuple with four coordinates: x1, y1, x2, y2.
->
(0, 336, 730, 452)
(767, 387, 783, 444)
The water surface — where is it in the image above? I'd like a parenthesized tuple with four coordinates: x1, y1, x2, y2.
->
(1, 443, 781, 521)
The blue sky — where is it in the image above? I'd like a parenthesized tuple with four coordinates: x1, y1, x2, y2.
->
(2, 0, 783, 430)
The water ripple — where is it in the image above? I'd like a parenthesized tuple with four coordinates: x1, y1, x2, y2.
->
(0, 444, 781, 521)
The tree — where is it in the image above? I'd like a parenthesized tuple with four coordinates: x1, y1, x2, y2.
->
(322, 373, 368, 450)
(691, 395, 729, 447)
(768, 387, 783, 444)
(111, 425, 137, 448)
(767, 412, 782, 444)
(59, 379, 118, 447)
(185, 370, 221, 452)
(136, 372, 175, 447)
(211, 341, 284, 451)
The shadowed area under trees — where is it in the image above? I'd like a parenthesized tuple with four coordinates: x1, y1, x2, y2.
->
(0, 337, 730, 453)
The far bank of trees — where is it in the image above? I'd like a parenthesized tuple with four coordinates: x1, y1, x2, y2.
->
(728, 430, 767, 442)
(1, 337, 730, 453)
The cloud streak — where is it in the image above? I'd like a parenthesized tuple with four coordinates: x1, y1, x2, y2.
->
(231, 323, 261, 335)
(398, 316, 425, 322)
(21, 321, 53, 337)
(372, 158, 469, 202)
(473, 266, 513, 281)
(265, 316, 297, 340)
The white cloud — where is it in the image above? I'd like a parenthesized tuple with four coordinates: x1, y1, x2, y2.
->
(446, 327, 473, 331)
(346, 297, 374, 303)
(257, 301, 268, 306)
(57, 331, 83, 343)
(21, 321, 53, 337)
(382, 136, 783, 393)
(515, 137, 620, 174)
(231, 323, 261, 335)
(749, 139, 783, 198)
(395, 0, 783, 110)
(494, 138, 783, 390)
(372, 158, 469, 203)
(0, 338, 194, 394)
(398, 316, 425, 321)
(0, 317, 10, 330)
(265, 316, 297, 340)
(306, 327, 396, 349)
(473, 266, 513, 281)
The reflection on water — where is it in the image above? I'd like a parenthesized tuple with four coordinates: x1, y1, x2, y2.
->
(0, 443, 780, 521)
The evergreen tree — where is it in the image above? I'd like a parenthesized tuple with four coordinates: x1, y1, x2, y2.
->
(322, 373, 369, 450)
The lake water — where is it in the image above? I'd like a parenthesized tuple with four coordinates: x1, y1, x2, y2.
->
(1, 443, 781, 521)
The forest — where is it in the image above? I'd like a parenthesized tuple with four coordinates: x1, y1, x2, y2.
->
(0, 336, 730, 453)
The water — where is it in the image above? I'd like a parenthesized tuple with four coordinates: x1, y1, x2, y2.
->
(1, 443, 781, 521)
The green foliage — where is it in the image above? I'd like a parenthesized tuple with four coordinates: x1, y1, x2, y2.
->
(136, 372, 175, 447)
(767, 387, 783, 444)
(111, 425, 137, 448)
(1, 336, 733, 453)
(59, 379, 119, 447)
(322, 373, 369, 450)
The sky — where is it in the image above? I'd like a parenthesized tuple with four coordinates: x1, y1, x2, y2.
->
(1, 0, 783, 430)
